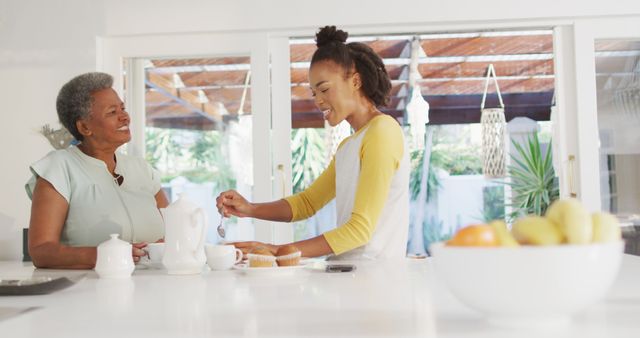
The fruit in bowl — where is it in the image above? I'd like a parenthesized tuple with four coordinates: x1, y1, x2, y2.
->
(430, 241, 623, 326)
(431, 199, 625, 326)
(445, 198, 621, 248)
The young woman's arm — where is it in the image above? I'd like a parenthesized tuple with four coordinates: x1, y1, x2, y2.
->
(221, 160, 337, 257)
(216, 192, 292, 221)
(234, 235, 333, 257)
(217, 159, 337, 222)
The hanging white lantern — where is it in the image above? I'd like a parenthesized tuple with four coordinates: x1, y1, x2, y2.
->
(406, 84, 429, 150)
(480, 64, 507, 178)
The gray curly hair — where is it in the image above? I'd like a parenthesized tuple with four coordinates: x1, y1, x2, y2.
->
(56, 72, 114, 141)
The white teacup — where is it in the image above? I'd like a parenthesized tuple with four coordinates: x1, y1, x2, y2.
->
(143, 242, 165, 267)
(205, 244, 243, 271)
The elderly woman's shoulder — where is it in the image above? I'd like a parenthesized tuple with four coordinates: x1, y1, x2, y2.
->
(37, 147, 78, 163)
(27, 148, 81, 180)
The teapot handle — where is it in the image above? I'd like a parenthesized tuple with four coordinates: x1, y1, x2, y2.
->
(191, 208, 208, 259)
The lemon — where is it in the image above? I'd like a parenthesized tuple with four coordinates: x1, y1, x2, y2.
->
(488, 220, 519, 247)
(591, 212, 621, 243)
(512, 216, 563, 245)
(545, 199, 592, 244)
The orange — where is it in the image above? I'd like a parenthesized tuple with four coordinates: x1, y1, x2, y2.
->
(447, 224, 499, 247)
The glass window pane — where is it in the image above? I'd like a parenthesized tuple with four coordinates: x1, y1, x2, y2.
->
(143, 56, 254, 243)
(594, 40, 640, 219)
(288, 30, 556, 255)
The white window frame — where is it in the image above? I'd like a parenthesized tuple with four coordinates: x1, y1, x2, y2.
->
(96, 32, 276, 242)
(96, 15, 640, 242)
(567, 16, 640, 212)
(270, 21, 577, 241)
(270, 17, 640, 216)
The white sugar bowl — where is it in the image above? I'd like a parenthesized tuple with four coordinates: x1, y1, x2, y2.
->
(95, 234, 135, 279)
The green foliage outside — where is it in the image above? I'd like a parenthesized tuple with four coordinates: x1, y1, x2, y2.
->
(409, 125, 484, 204)
(423, 216, 455, 254)
(291, 128, 327, 194)
(145, 127, 236, 192)
(188, 131, 236, 191)
(291, 128, 327, 240)
(429, 125, 483, 176)
(430, 145, 483, 176)
(145, 128, 182, 173)
(478, 186, 506, 223)
(409, 149, 443, 202)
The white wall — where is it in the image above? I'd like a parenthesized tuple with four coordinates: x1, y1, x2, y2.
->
(437, 174, 491, 233)
(0, 0, 106, 228)
(102, 0, 640, 36)
(2, 0, 640, 231)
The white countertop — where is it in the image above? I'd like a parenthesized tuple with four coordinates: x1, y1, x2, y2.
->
(1, 256, 639, 338)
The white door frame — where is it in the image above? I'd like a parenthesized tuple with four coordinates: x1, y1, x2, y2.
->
(96, 32, 278, 242)
(568, 16, 640, 211)
(269, 36, 294, 244)
(553, 25, 579, 202)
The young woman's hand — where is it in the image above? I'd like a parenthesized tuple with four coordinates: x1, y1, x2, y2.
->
(231, 241, 279, 256)
(216, 190, 253, 218)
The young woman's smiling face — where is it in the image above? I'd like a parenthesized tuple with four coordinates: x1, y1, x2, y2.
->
(309, 60, 361, 127)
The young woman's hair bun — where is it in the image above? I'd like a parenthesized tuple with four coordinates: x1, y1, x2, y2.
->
(315, 26, 348, 48)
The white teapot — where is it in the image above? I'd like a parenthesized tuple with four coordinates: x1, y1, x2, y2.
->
(161, 195, 208, 275)
(95, 234, 135, 279)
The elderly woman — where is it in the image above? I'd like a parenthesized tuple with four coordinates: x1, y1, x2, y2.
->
(25, 72, 168, 269)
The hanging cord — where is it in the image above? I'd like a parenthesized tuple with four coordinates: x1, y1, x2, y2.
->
(238, 70, 251, 114)
(480, 64, 505, 109)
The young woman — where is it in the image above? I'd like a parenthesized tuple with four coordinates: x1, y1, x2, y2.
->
(216, 26, 409, 260)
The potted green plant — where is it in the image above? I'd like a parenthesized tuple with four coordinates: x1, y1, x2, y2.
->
(504, 134, 559, 220)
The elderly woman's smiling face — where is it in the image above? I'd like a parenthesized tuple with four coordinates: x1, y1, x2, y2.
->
(77, 88, 131, 148)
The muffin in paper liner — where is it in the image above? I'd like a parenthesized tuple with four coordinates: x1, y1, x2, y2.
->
(276, 251, 302, 266)
(276, 247, 302, 266)
(247, 253, 277, 268)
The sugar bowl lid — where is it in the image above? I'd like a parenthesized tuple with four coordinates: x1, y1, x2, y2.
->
(98, 234, 130, 249)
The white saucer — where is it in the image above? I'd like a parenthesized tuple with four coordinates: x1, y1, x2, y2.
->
(135, 262, 164, 270)
(232, 263, 308, 276)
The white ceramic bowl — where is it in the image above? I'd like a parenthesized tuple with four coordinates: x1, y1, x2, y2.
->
(430, 241, 624, 326)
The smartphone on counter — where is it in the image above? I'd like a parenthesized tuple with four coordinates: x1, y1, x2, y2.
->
(325, 264, 356, 273)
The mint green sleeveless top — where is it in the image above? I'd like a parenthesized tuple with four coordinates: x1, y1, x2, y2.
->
(26, 146, 164, 246)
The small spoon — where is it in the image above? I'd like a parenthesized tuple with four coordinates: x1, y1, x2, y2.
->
(217, 216, 226, 238)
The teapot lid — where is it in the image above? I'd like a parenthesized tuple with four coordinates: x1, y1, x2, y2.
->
(166, 194, 199, 211)
(98, 233, 130, 250)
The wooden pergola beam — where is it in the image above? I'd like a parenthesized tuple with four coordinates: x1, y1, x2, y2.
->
(146, 72, 223, 123)
(148, 116, 216, 131)
(291, 105, 550, 128)
(291, 91, 553, 128)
